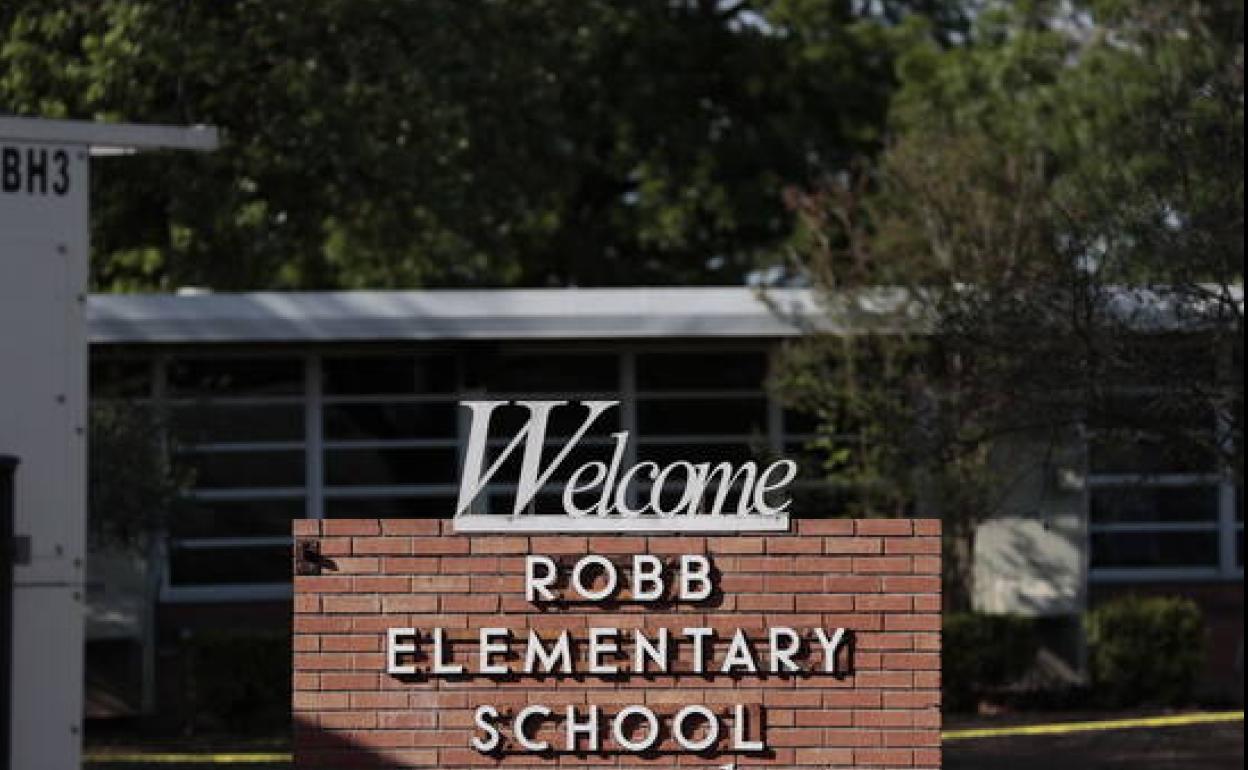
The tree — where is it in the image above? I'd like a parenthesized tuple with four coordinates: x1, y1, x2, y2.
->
(88, 400, 187, 549)
(2, 1, 966, 291)
(772, 0, 1244, 606)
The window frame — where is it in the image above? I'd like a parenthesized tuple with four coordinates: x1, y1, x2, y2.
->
(154, 350, 311, 602)
(94, 341, 790, 602)
(1087, 371, 1243, 584)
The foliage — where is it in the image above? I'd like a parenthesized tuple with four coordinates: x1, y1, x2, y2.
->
(942, 612, 1038, 711)
(185, 631, 291, 733)
(1, 1, 969, 290)
(88, 400, 187, 550)
(771, 0, 1244, 605)
(1085, 595, 1205, 707)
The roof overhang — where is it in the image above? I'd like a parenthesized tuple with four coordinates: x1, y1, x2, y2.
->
(87, 288, 823, 344)
(87, 285, 1239, 346)
(0, 116, 218, 155)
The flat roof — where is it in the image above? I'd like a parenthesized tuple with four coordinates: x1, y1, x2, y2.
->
(87, 288, 825, 344)
(87, 285, 1239, 345)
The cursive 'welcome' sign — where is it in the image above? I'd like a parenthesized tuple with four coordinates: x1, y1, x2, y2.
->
(453, 400, 795, 532)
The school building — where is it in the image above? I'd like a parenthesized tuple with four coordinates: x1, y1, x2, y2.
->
(82, 287, 1243, 717)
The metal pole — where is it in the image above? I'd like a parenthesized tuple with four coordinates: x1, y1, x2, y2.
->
(0, 454, 18, 770)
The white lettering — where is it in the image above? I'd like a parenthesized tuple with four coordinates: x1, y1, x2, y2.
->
(612, 705, 660, 752)
(720, 629, 758, 674)
(680, 554, 713, 601)
(514, 704, 551, 752)
(614, 461, 658, 517)
(684, 627, 714, 674)
(452, 401, 799, 530)
(479, 628, 510, 675)
(563, 460, 608, 517)
(588, 627, 619, 674)
(468, 702, 771, 755)
(592, 432, 629, 515)
(566, 704, 600, 752)
(572, 555, 618, 601)
(633, 627, 670, 673)
(733, 703, 765, 751)
(768, 627, 801, 673)
(470, 705, 501, 752)
(812, 627, 848, 674)
(651, 461, 699, 516)
(632, 554, 664, 601)
(753, 459, 799, 515)
(385, 627, 416, 676)
(525, 555, 557, 602)
(673, 705, 719, 752)
(456, 400, 617, 517)
(432, 627, 463, 675)
(524, 629, 572, 674)
(695, 461, 758, 516)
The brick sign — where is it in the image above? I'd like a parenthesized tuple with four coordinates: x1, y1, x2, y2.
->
(292, 518, 941, 769)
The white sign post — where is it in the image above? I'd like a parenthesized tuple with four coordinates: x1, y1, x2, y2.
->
(0, 117, 215, 770)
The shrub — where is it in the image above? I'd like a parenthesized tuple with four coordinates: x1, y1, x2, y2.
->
(1085, 595, 1204, 708)
(943, 613, 1038, 711)
(187, 631, 291, 733)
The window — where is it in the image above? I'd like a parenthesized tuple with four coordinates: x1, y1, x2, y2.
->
(1088, 360, 1242, 582)
(91, 332, 1239, 601)
(165, 355, 306, 597)
(470, 351, 618, 393)
(90, 359, 152, 400)
(1089, 485, 1222, 569)
(92, 343, 796, 601)
(1088, 478, 1240, 580)
(171, 499, 306, 539)
(633, 350, 775, 509)
(321, 353, 459, 520)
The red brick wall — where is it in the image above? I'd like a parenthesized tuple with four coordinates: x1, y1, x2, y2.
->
(292, 518, 942, 769)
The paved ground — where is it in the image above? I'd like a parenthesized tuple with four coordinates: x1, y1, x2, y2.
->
(946, 721, 1243, 770)
(86, 718, 1244, 769)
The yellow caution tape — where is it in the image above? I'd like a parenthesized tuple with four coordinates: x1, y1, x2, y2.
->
(82, 711, 1247, 762)
(84, 752, 292, 764)
(942, 710, 1244, 741)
